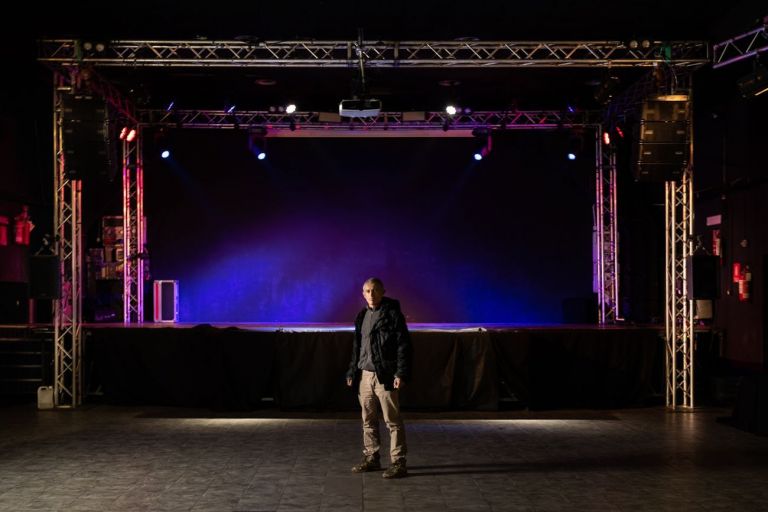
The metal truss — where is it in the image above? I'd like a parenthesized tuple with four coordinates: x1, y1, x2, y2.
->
(122, 138, 145, 323)
(713, 25, 768, 69)
(665, 164, 694, 409)
(39, 39, 709, 68)
(595, 131, 620, 324)
(51, 66, 138, 124)
(53, 85, 83, 408)
(138, 108, 600, 130)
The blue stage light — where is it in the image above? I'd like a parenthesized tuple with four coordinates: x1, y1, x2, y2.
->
(257, 152, 266, 160)
(473, 153, 483, 161)
(567, 152, 576, 161)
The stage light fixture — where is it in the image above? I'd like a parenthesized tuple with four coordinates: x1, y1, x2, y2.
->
(472, 129, 492, 161)
(445, 105, 457, 116)
(161, 150, 170, 159)
(248, 129, 268, 160)
(566, 132, 583, 161)
(737, 63, 768, 98)
(119, 127, 128, 140)
(602, 131, 611, 145)
(126, 129, 137, 142)
(285, 104, 297, 114)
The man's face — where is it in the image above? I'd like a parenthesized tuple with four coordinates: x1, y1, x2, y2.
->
(362, 282, 384, 308)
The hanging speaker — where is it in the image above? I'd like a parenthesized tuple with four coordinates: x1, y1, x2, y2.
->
(29, 255, 60, 300)
(632, 98, 690, 182)
(61, 94, 113, 180)
(686, 255, 720, 299)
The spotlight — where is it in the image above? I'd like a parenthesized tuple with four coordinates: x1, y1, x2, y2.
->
(226, 105, 236, 114)
(126, 128, 137, 142)
(472, 130, 492, 161)
(119, 127, 128, 140)
(566, 132, 583, 161)
(445, 105, 457, 116)
(161, 150, 170, 159)
(602, 131, 611, 145)
(594, 75, 620, 105)
(248, 129, 268, 160)
(738, 63, 768, 98)
(285, 104, 297, 114)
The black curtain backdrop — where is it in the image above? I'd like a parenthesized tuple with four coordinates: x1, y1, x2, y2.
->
(87, 326, 662, 410)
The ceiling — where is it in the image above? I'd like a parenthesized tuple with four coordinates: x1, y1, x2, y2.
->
(7, 1, 766, 114)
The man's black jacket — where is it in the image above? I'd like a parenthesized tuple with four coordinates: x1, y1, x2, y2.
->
(347, 296, 412, 391)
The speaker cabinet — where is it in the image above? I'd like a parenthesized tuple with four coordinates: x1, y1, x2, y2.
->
(29, 255, 60, 300)
(687, 255, 720, 299)
(632, 98, 690, 182)
(153, 280, 178, 322)
(61, 94, 113, 180)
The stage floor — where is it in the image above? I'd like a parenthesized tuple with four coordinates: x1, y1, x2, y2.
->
(81, 321, 663, 332)
(0, 404, 765, 511)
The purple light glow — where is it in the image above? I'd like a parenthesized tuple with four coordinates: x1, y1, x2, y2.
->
(145, 132, 593, 323)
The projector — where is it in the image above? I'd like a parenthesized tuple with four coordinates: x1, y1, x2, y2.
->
(339, 98, 382, 118)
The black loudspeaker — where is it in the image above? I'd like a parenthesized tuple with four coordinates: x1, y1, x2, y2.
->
(29, 255, 60, 300)
(61, 94, 112, 180)
(632, 99, 690, 182)
(686, 255, 720, 299)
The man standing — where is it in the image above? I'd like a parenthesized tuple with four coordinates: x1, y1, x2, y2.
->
(346, 277, 412, 479)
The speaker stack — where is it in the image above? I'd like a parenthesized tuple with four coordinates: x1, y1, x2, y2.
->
(61, 94, 113, 180)
(632, 97, 690, 182)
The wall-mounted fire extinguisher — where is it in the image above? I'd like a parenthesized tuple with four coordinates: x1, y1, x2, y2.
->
(732, 262, 751, 302)
(13, 205, 33, 246)
(712, 229, 721, 257)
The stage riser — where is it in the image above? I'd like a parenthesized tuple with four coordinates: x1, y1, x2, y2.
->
(86, 327, 663, 410)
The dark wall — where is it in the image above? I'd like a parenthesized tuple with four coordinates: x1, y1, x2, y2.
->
(694, 64, 768, 369)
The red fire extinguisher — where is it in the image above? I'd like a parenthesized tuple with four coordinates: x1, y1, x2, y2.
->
(13, 205, 33, 246)
(733, 262, 751, 302)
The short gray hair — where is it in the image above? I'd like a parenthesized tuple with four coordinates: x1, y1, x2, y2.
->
(364, 277, 384, 290)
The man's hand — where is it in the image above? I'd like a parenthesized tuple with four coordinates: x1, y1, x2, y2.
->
(346, 377, 353, 387)
(394, 377, 403, 389)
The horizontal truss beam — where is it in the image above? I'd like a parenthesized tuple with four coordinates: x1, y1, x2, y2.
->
(713, 25, 768, 69)
(138, 109, 601, 130)
(39, 39, 710, 68)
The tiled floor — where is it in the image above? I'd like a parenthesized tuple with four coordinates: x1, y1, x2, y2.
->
(0, 405, 766, 511)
